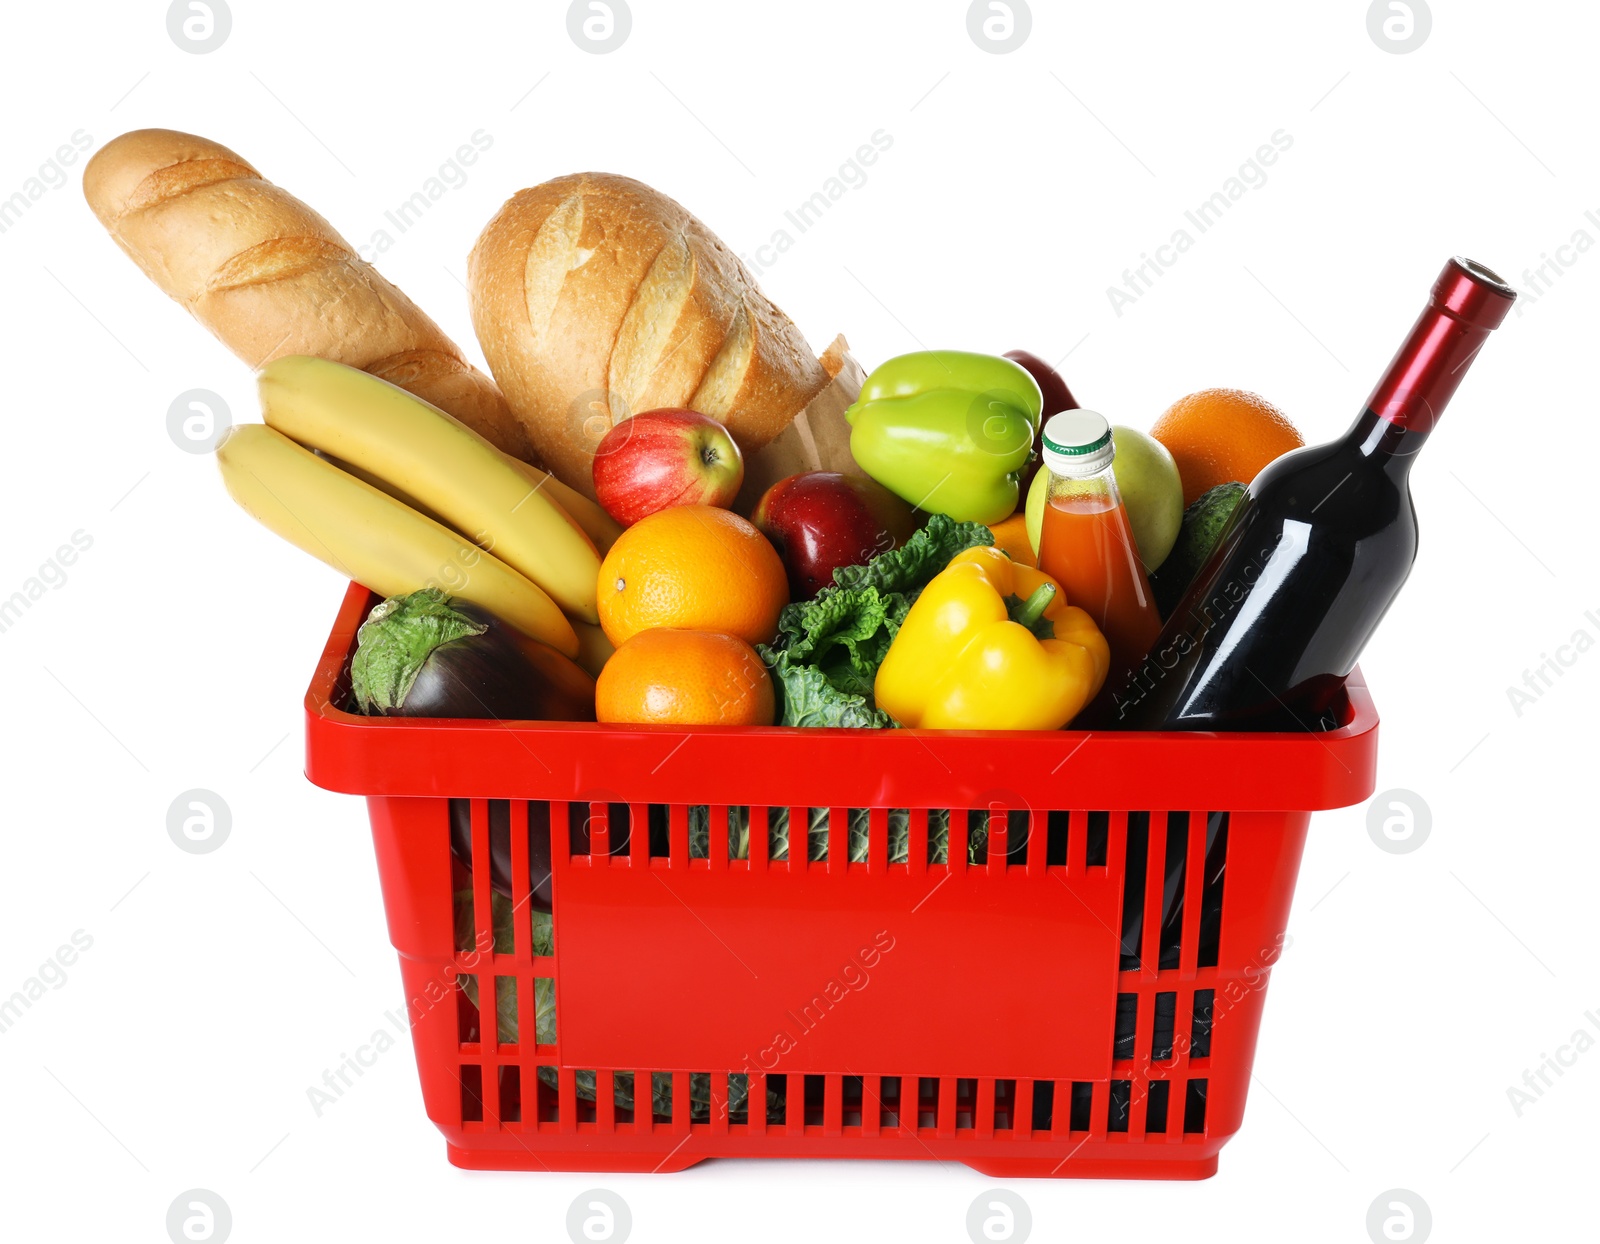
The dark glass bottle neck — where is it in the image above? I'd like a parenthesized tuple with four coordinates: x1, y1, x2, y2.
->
(1347, 407, 1429, 476)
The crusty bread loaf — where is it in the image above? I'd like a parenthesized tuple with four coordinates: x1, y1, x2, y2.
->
(468, 173, 829, 499)
(84, 129, 532, 459)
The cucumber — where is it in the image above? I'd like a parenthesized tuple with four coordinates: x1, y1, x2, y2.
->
(1150, 482, 1247, 619)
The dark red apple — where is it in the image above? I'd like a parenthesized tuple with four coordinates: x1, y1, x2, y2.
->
(592, 408, 744, 526)
(1004, 350, 1080, 497)
(751, 472, 920, 599)
(1004, 349, 1078, 416)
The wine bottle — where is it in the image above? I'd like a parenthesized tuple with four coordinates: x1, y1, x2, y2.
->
(1108, 257, 1516, 731)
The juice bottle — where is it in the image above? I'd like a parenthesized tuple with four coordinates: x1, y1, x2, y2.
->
(1036, 411, 1162, 681)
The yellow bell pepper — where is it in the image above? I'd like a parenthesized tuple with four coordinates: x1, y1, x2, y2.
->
(875, 546, 1110, 730)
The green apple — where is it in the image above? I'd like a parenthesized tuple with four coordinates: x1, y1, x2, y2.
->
(1025, 466, 1048, 557)
(1025, 425, 1184, 572)
(1111, 426, 1184, 571)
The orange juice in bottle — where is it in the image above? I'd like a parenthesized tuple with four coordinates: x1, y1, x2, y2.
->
(1036, 411, 1162, 680)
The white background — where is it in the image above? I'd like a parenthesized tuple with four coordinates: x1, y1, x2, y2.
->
(0, 1, 1595, 1240)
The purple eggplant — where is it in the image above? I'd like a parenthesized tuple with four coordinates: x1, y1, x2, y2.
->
(448, 799, 555, 909)
(350, 589, 593, 721)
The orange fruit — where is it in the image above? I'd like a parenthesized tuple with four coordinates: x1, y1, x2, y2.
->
(986, 511, 1037, 567)
(596, 629, 775, 726)
(1149, 388, 1304, 507)
(597, 505, 789, 647)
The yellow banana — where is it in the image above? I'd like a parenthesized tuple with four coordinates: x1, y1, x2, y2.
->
(568, 620, 616, 679)
(503, 454, 624, 554)
(259, 355, 602, 622)
(331, 438, 622, 559)
(217, 423, 578, 656)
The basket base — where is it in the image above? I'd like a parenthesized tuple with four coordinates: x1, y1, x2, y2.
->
(444, 1134, 1221, 1180)
(447, 1142, 706, 1174)
(959, 1153, 1218, 1181)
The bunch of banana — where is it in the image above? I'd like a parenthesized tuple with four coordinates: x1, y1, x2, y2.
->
(217, 356, 618, 665)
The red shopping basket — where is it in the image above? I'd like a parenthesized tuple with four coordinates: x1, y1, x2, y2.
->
(305, 583, 1378, 1179)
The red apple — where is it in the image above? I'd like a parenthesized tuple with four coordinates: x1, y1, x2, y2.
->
(1004, 349, 1078, 416)
(751, 472, 920, 599)
(1004, 349, 1080, 498)
(591, 409, 744, 526)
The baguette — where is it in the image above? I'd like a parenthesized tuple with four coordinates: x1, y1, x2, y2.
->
(469, 173, 829, 500)
(84, 128, 532, 459)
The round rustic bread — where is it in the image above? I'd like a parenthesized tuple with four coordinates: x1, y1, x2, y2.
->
(468, 173, 829, 499)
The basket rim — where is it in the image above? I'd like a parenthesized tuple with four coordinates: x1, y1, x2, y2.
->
(304, 582, 1379, 811)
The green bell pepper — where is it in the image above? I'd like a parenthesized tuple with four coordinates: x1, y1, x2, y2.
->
(845, 350, 1043, 525)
